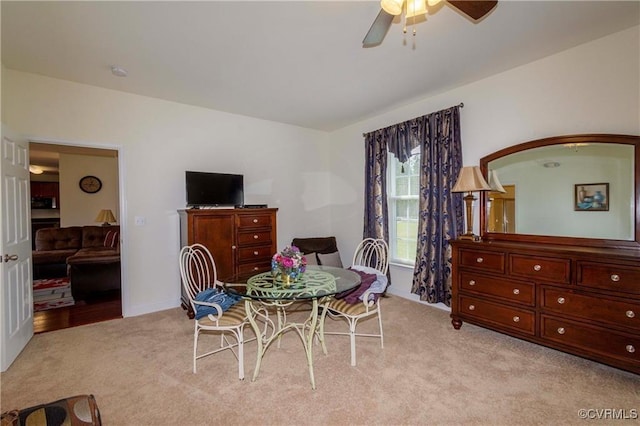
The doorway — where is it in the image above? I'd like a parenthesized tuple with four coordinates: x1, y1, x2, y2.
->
(30, 142, 123, 333)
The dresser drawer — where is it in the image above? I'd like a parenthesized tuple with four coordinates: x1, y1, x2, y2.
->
(509, 254, 570, 283)
(238, 245, 273, 263)
(577, 262, 640, 295)
(237, 214, 273, 229)
(237, 230, 273, 246)
(459, 295, 535, 335)
(459, 272, 535, 306)
(458, 249, 505, 273)
(541, 287, 640, 332)
(540, 315, 640, 367)
(237, 260, 271, 275)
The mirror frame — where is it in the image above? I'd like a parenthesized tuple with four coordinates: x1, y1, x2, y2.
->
(479, 134, 640, 249)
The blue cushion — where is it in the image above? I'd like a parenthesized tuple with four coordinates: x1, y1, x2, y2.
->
(193, 288, 242, 320)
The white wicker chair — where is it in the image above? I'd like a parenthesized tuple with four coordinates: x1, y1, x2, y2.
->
(322, 238, 389, 366)
(179, 243, 250, 379)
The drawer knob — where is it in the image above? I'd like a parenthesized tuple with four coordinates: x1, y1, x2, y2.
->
(626, 345, 635, 353)
(533, 264, 541, 272)
(468, 304, 475, 311)
(254, 251, 259, 256)
(253, 219, 258, 223)
(231, 245, 237, 250)
(469, 280, 476, 286)
(626, 310, 635, 318)
(253, 266, 259, 271)
(512, 288, 520, 295)
(557, 327, 565, 335)
(610, 274, 620, 282)
(557, 297, 565, 304)
(254, 235, 259, 239)
(476, 257, 483, 263)
(512, 316, 520, 323)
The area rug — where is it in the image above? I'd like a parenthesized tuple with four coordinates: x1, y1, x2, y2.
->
(33, 277, 75, 312)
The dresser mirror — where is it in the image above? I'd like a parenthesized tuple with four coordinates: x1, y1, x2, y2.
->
(479, 134, 640, 248)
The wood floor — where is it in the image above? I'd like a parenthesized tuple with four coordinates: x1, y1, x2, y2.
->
(33, 290, 122, 334)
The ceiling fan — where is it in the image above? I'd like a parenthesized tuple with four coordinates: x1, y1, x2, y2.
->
(363, 0, 498, 47)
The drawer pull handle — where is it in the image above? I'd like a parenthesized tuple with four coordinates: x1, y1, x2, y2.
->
(533, 264, 541, 271)
(469, 280, 476, 286)
(468, 304, 475, 311)
(512, 316, 520, 323)
(557, 297, 565, 304)
(253, 219, 259, 223)
(626, 310, 635, 318)
(626, 345, 635, 353)
(476, 257, 483, 263)
(254, 251, 259, 256)
(512, 288, 520, 295)
(610, 274, 620, 282)
(557, 327, 565, 335)
(253, 235, 259, 239)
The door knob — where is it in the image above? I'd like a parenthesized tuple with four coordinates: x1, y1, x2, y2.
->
(3, 254, 19, 263)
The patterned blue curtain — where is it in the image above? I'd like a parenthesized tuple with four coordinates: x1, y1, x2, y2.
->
(363, 131, 389, 242)
(410, 106, 464, 306)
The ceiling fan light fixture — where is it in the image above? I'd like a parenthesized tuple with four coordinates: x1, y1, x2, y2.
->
(406, 0, 427, 18)
(381, 0, 404, 16)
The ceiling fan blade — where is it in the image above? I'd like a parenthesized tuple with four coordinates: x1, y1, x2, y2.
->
(447, 0, 498, 21)
(363, 9, 394, 48)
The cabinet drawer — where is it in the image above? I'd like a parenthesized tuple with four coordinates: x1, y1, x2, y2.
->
(237, 214, 273, 229)
(238, 245, 273, 263)
(459, 272, 534, 306)
(238, 260, 271, 275)
(237, 231, 273, 246)
(577, 262, 640, 295)
(459, 295, 535, 335)
(541, 287, 640, 332)
(458, 249, 505, 273)
(540, 315, 640, 367)
(509, 255, 570, 283)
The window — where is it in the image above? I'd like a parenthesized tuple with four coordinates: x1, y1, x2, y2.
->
(388, 150, 420, 264)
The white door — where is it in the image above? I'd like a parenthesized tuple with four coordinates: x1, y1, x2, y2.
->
(1, 124, 33, 372)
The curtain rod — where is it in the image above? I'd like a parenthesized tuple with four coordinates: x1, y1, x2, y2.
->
(362, 102, 464, 137)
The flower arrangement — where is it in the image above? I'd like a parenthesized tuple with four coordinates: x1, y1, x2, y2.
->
(272, 245, 307, 282)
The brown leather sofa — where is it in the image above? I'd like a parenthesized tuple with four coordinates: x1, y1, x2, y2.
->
(33, 225, 120, 299)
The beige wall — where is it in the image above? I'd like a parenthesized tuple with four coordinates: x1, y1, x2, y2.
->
(59, 153, 119, 227)
(328, 26, 640, 301)
(2, 69, 332, 317)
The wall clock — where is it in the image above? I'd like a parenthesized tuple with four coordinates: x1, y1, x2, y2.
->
(79, 175, 102, 193)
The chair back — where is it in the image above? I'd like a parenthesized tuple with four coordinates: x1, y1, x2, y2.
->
(179, 243, 218, 305)
(352, 238, 389, 274)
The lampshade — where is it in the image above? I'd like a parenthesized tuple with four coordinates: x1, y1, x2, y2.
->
(488, 170, 507, 193)
(452, 166, 491, 193)
(29, 165, 44, 175)
(405, 0, 427, 18)
(381, 0, 404, 16)
(427, 0, 441, 7)
(95, 209, 116, 226)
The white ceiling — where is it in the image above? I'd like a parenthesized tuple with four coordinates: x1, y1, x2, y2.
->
(2, 1, 639, 132)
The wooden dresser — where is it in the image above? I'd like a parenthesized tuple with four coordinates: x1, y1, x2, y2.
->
(450, 239, 640, 374)
(178, 208, 278, 317)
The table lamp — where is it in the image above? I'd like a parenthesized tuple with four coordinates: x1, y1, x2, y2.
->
(95, 209, 116, 226)
(452, 166, 491, 241)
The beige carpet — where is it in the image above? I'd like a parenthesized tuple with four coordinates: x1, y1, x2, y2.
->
(1, 295, 638, 425)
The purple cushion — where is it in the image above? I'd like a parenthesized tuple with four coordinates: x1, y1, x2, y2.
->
(335, 268, 378, 304)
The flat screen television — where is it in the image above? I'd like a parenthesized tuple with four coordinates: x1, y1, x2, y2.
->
(185, 171, 244, 207)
